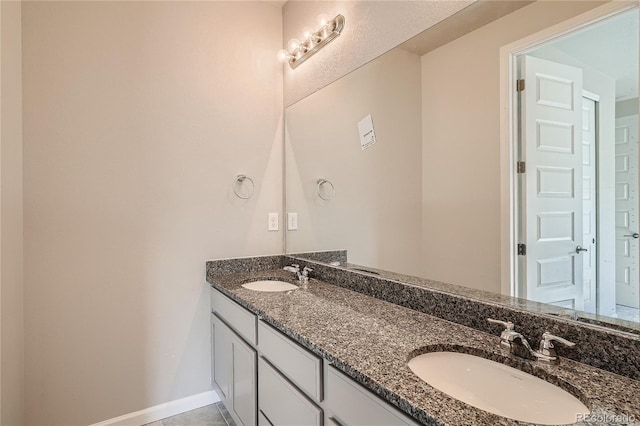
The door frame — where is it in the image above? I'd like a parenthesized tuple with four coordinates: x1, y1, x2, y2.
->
(582, 90, 600, 314)
(499, 1, 639, 298)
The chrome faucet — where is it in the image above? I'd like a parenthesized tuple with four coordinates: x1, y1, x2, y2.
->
(537, 332, 576, 362)
(487, 319, 535, 355)
(487, 318, 575, 365)
(283, 264, 313, 287)
(300, 266, 313, 286)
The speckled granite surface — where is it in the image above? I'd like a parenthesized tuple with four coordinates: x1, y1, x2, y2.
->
(206, 255, 283, 280)
(283, 256, 640, 381)
(286, 257, 640, 336)
(289, 250, 348, 265)
(207, 267, 640, 426)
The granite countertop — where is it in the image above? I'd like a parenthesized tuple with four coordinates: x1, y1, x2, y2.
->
(332, 262, 640, 336)
(207, 269, 640, 426)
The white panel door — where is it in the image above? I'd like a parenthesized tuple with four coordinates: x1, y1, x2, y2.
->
(521, 56, 584, 310)
(582, 97, 597, 313)
(615, 114, 639, 309)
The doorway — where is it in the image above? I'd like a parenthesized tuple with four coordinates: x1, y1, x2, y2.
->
(503, 4, 640, 322)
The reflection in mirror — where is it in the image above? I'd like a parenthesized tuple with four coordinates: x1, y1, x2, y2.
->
(516, 10, 639, 323)
(284, 1, 640, 332)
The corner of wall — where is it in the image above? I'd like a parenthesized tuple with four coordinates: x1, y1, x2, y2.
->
(0, 0, 25, 424)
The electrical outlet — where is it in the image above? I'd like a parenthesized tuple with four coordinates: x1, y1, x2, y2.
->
(287, 213, 298, 230)
(268, 213, 279, 231)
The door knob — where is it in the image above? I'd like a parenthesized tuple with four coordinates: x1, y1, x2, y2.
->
(624, 232, 639, 239)
(575, 246, 588, 254)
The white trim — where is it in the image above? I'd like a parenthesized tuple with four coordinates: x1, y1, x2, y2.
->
(89, 391, 220, 426)
(583, 89, 601, 103)
(499, 0, 638, 298)
(0, 1, 3, 421)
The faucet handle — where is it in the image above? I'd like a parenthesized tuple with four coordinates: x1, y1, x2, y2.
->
(283, 264, 301, 273)
(487, 318, 515, 331)
(536, 332, 575, 364)
(302, 266, 313, 276)
(540, 332, 575, 349)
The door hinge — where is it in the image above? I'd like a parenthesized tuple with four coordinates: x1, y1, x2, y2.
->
(517, 79, 525, 92)
(517, 244, 526, 256)
(517, 161, 526, 173)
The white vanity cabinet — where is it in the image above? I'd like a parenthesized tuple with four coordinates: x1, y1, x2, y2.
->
(210, 287, 420, 426)
(211, 287, 257, 344)
(325, 366, 419, 426)
(210, 289, 258, 426)
(258, 357, 322, 426)
(257, 320, 323, 426)
(258, 321, 323, 401)
(211, 314, 231, 400)
(211, 315, 257, 426)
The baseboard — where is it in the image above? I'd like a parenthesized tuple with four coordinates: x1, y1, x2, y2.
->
(89, 390, 220, 426)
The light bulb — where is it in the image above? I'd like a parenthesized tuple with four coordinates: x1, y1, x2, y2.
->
(298, 40, 310, 54)
(317, 14, 330, 27)
(287, 38, 300, 52)
(302, 27, 314, 39)
(277, 49, 290, 62)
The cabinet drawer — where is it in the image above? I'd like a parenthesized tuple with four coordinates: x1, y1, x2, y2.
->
(258, 357, 322, 426)
(326, 366, 418, 426)
(211, 288, 257, 345)
(258, 320, 322, 401)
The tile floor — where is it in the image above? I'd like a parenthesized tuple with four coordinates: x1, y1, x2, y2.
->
(144, 402, 235, 426)
(616, 304, 640, 323)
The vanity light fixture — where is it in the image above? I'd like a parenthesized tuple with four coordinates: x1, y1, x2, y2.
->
(278, 14, 345, 69)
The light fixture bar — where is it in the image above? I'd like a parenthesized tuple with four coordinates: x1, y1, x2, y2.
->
(284, 14, 345, 69)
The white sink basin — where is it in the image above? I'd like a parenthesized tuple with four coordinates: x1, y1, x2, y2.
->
(241, 280, 298, 292)
(408, 351, 589, 425)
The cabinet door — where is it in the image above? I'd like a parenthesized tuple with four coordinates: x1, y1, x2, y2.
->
(212, 314, 231, 402)
(231, 333, 257, 426)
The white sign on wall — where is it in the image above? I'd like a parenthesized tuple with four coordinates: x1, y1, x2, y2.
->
(358, 114, 377, 150)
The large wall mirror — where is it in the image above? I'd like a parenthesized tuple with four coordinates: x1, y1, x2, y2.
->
(284, 0, 640, 333)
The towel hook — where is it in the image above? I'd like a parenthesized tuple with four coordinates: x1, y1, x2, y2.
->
(233, 174, 255, 199)
(317, 178, 335, 201)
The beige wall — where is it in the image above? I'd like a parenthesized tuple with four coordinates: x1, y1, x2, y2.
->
(285, 48, 423, 276)
(282, 0, 474, 107)
(22, 2, 282, 425)
(617, 97, 640, 117)
(421, 1, 605, 293)
(1, 1, 24, 425)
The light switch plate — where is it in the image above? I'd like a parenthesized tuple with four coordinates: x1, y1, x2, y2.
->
(268, 213, 279, 231)
(287, 213, 298, 230)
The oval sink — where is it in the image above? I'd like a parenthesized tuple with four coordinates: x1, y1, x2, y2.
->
(241, 280, 298, 292)
(408, 352, 589, 425)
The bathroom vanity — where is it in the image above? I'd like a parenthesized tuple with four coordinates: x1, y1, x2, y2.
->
(206, 255, 640, 426)
(210, 277, 418, 426)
